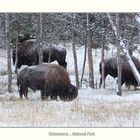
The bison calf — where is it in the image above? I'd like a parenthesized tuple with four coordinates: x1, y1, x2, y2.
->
(17, 64, 78, 101)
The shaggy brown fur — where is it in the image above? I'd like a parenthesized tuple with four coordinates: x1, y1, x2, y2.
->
(17, 64, 78, 101)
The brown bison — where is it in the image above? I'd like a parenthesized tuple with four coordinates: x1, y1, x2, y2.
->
(99, 55, 140, 89)
(12, 37, 67, 73)
(17, 64, 78, 101)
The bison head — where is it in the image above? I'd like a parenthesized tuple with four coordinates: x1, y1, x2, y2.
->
(59, 84, 78, 101)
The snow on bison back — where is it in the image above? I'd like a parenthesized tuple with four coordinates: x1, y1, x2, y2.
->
(17, 64, 78, 101)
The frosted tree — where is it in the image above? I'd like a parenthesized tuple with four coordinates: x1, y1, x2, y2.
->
(107, 13, 140, 88)
(38, 13, 43, 64)
(87, 13, 94, 88)
(80, 43, 87, 87)
(5, 13, 12, 93)
(71, 14, 79, 88)
(100, 18, 106, 89)
(115, 13, 122, 96)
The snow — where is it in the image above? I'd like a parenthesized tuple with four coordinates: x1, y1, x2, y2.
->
(0, 44, 140, 127)
(53, 44, 66, 51)
(136, 15, 140, 24)
(43, 43, 66, 52)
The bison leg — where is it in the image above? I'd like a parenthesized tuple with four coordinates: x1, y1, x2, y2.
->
(133, 85, 139, 90)
(41, 90, 46, 101)
(99, 75, 107, 88)
(24, 88, 29, 100)
(50, 94, 58, 100)
(19, 91, 23, 99)
(99, 76, 102, 88)
(121, 78, 125, 86)
(134, 85, 137, 90)
(41, 90, 52, 101)
(19, 86, 26, 99)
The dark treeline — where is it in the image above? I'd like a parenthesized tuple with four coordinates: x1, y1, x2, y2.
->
(0, 13, 139, 48)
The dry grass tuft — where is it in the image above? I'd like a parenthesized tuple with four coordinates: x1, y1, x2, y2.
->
(0, 91, 140, 127)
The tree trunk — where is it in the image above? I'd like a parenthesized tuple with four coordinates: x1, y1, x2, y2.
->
(107, 13, 140, 87)
(14, 14, 20, 74)
(80, 43, 87, 87)
(14, 38, 18, 74)
(71, 14, 79, 88)
(101, 39, 105, 89)
(38, 13, 43, 65)
(87, 13, 94, 88)
(5, 13, 12, 93)
(116, 14, 122, 96)
(101, 19, 105, 89)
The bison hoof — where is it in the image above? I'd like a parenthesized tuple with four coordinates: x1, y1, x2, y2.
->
(20, 95, 23, 100)
(41, 96, 46, 101)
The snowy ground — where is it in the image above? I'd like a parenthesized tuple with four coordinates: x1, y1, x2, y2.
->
(0, 45, 140, 127)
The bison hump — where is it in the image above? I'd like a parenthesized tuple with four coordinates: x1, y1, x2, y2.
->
(29, 64, 70, 85)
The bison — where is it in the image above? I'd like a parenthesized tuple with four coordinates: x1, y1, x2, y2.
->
(12, 38, 67, 73)
(99, 55, 140, 89)
(17, 64, 78, 101)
